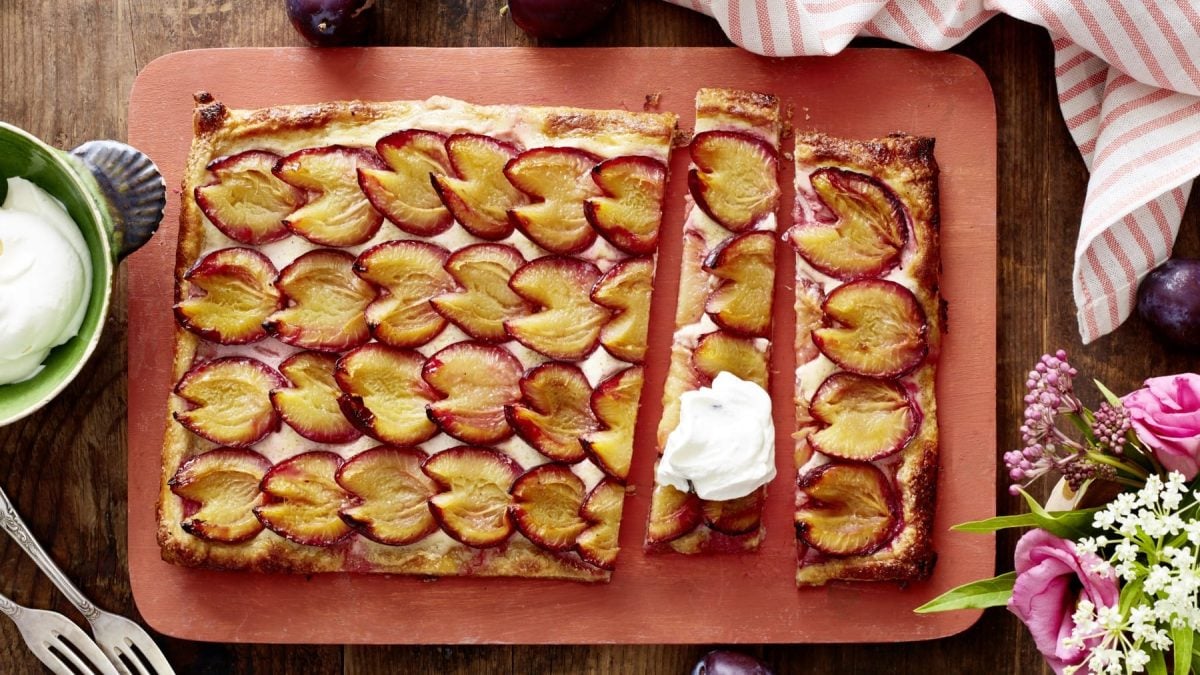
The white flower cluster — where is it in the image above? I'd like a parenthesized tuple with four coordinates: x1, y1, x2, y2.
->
(1067, 472, 1200, 674)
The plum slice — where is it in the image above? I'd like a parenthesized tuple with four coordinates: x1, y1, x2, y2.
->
(576, 479, 625, 570)
(688, 130, 780, 233)
(337, 446, 439, 546)
(580, 366, 644, 482)
(274, 145, 387, 247)
(357, 130, 454, 236)
(505, 147, 601, 254)
(674, 230, 709, 326)
(703, 230, 775, 338)
(807, 372, 917, 461)
(423, 446, 522, 548)
(692, 331, 768, 388)
(430, 133, 525, 240)
(270, 351, 361, 444)
(591, 257, 654, 363)
(174, 357, 285, 447)
(335, 343, 438, 446)
(795, 462, 900, 557)
(430, 243, 531, 343)
(255, 451, 355, 547)
(169, 448, 273, 544)
(354, 240, 454, 348)
(506, 362, 597, 463)
(656, 345, 704, 447)
(790, 168, 908, 280)
(812, 279, 928, 378)
(509, 463, 589, 552)
(504, 256, 611, 360)
(701, 486, 765, 535)
(423, 342, 523, 445)
(645, 483, 703, 544)
(585, 155, 668, 255)
(266, 249, 376, 352)
(195, 150, 304, 245)
(174, 247, 281, 345)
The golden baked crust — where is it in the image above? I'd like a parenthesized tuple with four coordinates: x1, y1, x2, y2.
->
(160, 93, 677, 582)
(644, 89, 782, 554)
(791, 132, 940, 585)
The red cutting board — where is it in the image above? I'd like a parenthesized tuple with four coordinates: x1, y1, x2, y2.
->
(126, 47, 997, 644)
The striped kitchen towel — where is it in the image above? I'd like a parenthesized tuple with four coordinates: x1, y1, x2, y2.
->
(667, 0, 1200, 343)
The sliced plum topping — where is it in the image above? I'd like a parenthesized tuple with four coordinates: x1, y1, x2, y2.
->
(174, 247, 281, 345)
(423, 446, 523, 548)
(335, 344, 438, 446)
(174, 357, 285, 447)
(812, 279, 927, 378)
(169, 448, 273, 544)
(688, 130, 779, 233)
(337, 446, 439, 545)
(505, 147, 601, 254)
(196, 150, 303, 245)
(795, 462, 899, 557)
(506, 362, 597, 463)
(807, 372, 917, 461)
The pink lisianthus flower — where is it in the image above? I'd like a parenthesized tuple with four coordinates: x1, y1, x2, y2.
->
(1122, 373, 1200, 480)
(1008, 529, 1119, 675)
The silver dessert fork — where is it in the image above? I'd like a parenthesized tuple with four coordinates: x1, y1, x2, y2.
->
(0, 486, 175, 675)
(0, 590, 119, 674)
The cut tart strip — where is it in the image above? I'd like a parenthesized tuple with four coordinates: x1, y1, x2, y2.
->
(161, 94, 676, 581)
(789, 132, 941, 586)
(645, 88, 782, 554)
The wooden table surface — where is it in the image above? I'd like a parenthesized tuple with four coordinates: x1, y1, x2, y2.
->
(1, 1, 1197, 673)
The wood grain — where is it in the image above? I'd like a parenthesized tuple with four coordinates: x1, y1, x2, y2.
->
(0, 0, 1195, 672)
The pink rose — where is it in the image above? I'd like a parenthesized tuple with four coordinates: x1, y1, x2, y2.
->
(1008, 529, 1119, 675)
(1122, 374, 1200, 480)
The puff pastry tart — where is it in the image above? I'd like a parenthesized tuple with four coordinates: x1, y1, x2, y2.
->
(789, 132, 941, 585)
(644, 88, 782, 554)
(159, 93, 677, 581)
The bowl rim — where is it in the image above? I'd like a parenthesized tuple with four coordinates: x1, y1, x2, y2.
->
(0, 121, 117, 426)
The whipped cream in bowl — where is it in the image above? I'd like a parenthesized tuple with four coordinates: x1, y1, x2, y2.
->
(0, 178, 93, 384)
(0, 121, 164, 425)
(656, 371, 776, 501)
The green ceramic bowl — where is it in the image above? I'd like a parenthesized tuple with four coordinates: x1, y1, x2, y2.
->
(0, 122, 164, 426)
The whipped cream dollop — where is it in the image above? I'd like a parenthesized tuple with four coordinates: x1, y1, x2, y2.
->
(656, 371, 776, 501)
(0, 177, 92, 385)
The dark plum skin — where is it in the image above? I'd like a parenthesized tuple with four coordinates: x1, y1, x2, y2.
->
(691, 650, 774, 675)
(1137, 259, 1200, 348)
(508, 0, 618, 40)
(285, 0, 375, 46)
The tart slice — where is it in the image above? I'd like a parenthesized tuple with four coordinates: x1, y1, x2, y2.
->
(790, 132, 941, 585)
(645, 88, 782, 554)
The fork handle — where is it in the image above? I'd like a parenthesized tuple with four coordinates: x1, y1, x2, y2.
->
(0, 487, 101, 622)
(0, 592, 21, 618)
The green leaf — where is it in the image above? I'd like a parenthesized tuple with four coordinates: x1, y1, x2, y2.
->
(1118, 577, 1144, 615)
(913, 572, 1015, 614)
(1094, 379, 1123, 407)
(951, 512, 1043, 533)
(1148, 647, 1168, 675)
(1016, 490, 1102, 539)
(1066, 409, 1095, 442)
(1173, 626, 1194, 675)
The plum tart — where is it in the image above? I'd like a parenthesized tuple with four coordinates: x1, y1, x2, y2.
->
(159, 93, 676, 581)
(790, 132, 941, 585)
(644, 88, 782, 554)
